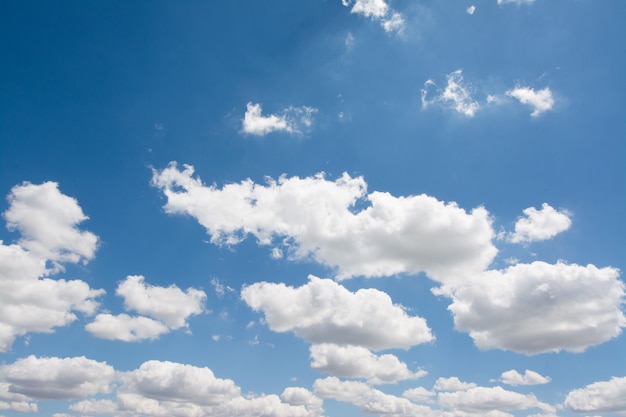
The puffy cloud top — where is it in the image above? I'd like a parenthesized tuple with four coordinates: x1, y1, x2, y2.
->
(435, 261, 625, 354)
(152, 163, 497, 281)
(242, 275, 433, 350)
(0, 356, 114, 400)
(508, 203, 571, 243)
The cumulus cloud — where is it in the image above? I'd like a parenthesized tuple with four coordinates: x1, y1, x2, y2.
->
(506, 86, 554, 117)
(85, 313, 170, 342)
(433, 377, 477, 392)
(564, 376, 626, 414)
(151, 163, 497, 281)
(467, 5, 476, 15)
(242, 275, 433, 350)
(402, 386, 436, 403)
(310, 343, 427, 384)
(0, 356, 114, 400)
(86, 275, 206, 342)
(508, 203, 571, 243)
(0, 182, 104, 352)
(343, 0, 405, 34)
(434, 261, 625, 354)
(437, 386, 555, 413)
(115, 275, 206, 329)
(314, 377, 434, 416)
(0, 383, 38, 413)
(67, 359, 324, 417)
(241, 102, 318, 136)
(501, 369, 551, 386)
(3, 181, 98, 267)
(421, 70, 480, 117)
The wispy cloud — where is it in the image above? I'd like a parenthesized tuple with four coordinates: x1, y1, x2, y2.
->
(342, 0, 405, 35)
(241, 102, 318, 136)
(421, 70, 480, 117)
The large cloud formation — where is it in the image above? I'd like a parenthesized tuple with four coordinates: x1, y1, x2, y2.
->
(564, 376, 626, 414)
(152, 162, 497, 281)
(242, 275, 433, 350)
(434, 261, 625, 354)
(0, 182, 104, 352)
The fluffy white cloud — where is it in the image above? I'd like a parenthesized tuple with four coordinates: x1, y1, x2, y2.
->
(466, 5, 476, 15)
(242, 275, 433, 350)
(434, 261, 625, 354)
(433, 377, 477, 392)
(0, 183, 104, 352)
(0, 356, 114, 400)
(310, 343, 427, 384)
(85, 313, 170, 342)
(85, 276, 206, 342)
(314, 377, 434, 416)
(343, 0, 405, 34)
(564, 376, 626, 414)
(506, 87, 554, 117)
(116, 275, 206, 329)
(403, 386, 436, 403)
(241, 102, 317, 136)
(3, 181, 98, 267)
(151, 163, 497, 281)
(120, 360, 241, 406)
(422, 70, 480, 117)
(438, 386, 555, 413)
(501, 369, 551, 386)
(68, 360, 323, 417)
(508, 203, 571, 243)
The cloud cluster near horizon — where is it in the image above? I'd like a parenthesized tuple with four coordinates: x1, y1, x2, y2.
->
(2, 354, 624, 416)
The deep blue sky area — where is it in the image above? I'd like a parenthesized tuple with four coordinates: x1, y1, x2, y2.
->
(1, 1, 625, 416)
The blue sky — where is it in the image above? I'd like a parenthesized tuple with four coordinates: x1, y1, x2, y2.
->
(0, 1, 625, 416)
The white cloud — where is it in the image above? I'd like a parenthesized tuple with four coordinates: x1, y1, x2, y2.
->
(506, 86, 554, 117)
(402, 386, 436, 403)
(498, 0, 536, 5)
(120, 360, 241, 406)
(85, 313, 170, 342)
(86, 275, 206, 342)
(343, 0, 405, 35)
(433, 377, 477, 392)
(242, 275, 433, 350)
(116, 275, 206, 329)
(67, 360, 324, 417)
(310, 343, 427, 384)
(0, 183, 104, 352)
(564, 376, 626, 414)
(0, 383, 38, 413)
(501, 369, 551, 386)
(241, 102, 318, 136)
(0, 356, 114, 400)
(467, 5, 476, 15)
(314, 377, 434, 416)
(434, 261, 625, 354)
(438, 386, 555, 413)
(508, 203, 571, 243)
(422, 70, 480, 117)
(3, 181, 98, 268)
(151, 163, 497, 281)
